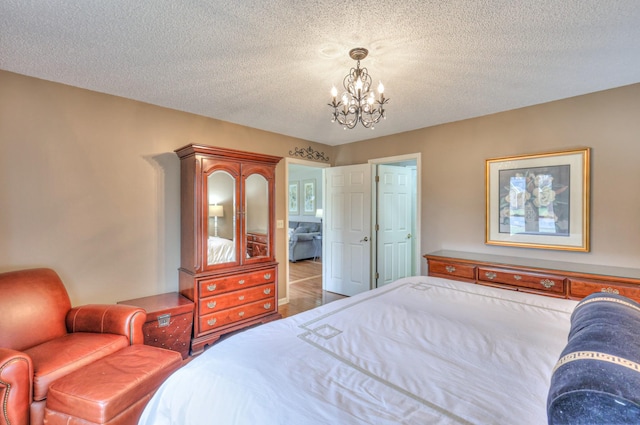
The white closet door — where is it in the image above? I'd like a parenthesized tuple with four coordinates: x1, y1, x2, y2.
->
(376, 164, 413, 287)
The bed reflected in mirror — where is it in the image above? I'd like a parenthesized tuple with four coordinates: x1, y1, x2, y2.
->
(207, 170, 236, 265)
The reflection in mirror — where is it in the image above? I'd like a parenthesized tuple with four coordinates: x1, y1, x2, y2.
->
(207, 171, 236, 265)
(245, 174, 269, 258)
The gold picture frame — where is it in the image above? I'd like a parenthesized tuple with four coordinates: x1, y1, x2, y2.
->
(485, 148, 590, 251)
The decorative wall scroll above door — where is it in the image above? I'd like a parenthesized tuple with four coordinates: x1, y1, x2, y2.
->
(289, 146, 329, 162)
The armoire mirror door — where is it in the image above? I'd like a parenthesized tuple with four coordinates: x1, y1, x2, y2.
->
(245, 173, 269, 260)
(203, 161, 240, 269)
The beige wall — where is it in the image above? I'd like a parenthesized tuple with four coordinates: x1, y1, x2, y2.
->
(0, 70, 332, 304)
(2, 68, 639, 305)
(334, 83, 640, 273)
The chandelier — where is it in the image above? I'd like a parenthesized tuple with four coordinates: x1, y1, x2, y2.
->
(328, 48, 389, 129)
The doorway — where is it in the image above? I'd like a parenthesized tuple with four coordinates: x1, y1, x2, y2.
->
(284, 158, 330, 313)
(284, 153, 420, 304)
(370, 155, 420, 288)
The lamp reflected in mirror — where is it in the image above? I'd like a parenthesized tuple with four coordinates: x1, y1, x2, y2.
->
(315, 208, 323, 223)
(209, 204, 224, 237)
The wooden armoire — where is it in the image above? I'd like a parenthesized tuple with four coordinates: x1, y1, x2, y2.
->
(175, 144, 282, 354)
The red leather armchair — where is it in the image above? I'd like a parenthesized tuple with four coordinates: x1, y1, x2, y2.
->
(0, 268, 146, 425)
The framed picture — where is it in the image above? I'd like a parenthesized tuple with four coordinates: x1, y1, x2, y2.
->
(288, 181, 299, 215)
(485, 148, 590, 251)
(302, 179, 316, 215)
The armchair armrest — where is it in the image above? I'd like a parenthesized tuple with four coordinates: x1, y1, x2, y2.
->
(294, 232, 320, 242)
(0, 348, 33, 425)
(66, 304, 147, 345)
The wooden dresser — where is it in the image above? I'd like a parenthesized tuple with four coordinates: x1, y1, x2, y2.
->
(424, 250, 640, 302)
(176, 144, 282, 355)
(246, 232, 268, 257)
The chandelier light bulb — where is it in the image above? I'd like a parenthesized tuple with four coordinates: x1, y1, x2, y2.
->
(328, 47, 389, 130)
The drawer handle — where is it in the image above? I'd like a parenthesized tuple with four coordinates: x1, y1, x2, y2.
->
(445, 266, 456, 273)
(264, 288, 271, 295)
(239, 295, 245, 300)
(485, 272, 497, 280)
(207, 318, 217, 326)
(207, 301, 217, 309)
(238, 279, 245, 285)
(601, 287, 620, 295)
(238, 311, 245, 317)
(540, 279, 555, 289)
(263, 303, 271, 309)
(513, 275, 522, 280)
(264, 273, 271, 280)
(207, 284, 217, 291)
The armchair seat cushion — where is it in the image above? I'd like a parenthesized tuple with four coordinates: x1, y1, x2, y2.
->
(25, 333, 129, 401)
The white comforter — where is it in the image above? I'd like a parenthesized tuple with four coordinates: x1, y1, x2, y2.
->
(139, 276, 577, 425)
(207, 236, 235, 264)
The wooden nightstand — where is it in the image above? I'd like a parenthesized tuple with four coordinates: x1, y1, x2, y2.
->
(118, 292, 194, 359)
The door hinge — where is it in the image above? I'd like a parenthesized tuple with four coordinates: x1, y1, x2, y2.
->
(375, 224, 379, 231)
(375, 272, 379, 279)
(375, 175, 379, 183)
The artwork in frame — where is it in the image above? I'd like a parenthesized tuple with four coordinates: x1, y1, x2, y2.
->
(302, 179, 316, 216)
(288, 181, 299, 215)
(485, 148, 590, 251)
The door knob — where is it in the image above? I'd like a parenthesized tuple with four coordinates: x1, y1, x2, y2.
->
(360, 236, 369, 242)
(407, 233, 412, 239)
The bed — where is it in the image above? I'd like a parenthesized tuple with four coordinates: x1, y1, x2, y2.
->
(207, 236, 235, 264)
(139, 275, 585, 424)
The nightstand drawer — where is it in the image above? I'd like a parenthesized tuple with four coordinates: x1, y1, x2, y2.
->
(478, 267, 566, 295)
(569, 278, 640, 303)
(428, 259, 476, 281)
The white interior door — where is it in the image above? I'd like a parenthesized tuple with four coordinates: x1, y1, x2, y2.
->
(324, 164, 371, 296)
(376, 164, 413, 287)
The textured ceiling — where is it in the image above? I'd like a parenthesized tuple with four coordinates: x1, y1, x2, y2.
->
(1, 1, 639, 146)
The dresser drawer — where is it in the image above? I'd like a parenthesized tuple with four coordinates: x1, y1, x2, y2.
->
(247, 233, 268, 244)
(569, 278, 640, 303)
(428, 259, 476, 281)
(199, 297, 276, 332)
(199, 283, 275, 315)
(199, 267, 276, 297)
(478, 266, 566, 295)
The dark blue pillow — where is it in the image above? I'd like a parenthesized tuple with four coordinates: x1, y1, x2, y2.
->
(547, 293, 640, 424)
